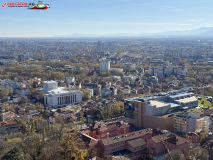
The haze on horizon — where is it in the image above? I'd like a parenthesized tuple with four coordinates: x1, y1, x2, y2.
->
(0, 0, 213, 37)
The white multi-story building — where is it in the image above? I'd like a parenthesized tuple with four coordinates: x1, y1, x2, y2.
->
(41, 81, 82, 108)
(149, 66, 187, 77)
(100, 58, 110, 72)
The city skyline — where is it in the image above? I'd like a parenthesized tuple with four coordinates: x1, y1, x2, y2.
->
(0, 0, 213, 37)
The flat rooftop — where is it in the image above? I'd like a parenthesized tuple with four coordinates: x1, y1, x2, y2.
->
(124, 88, 194, 102)
(43, 80, 57, 83)
(40, 87, 81, 95)
(149, 100, 169, 108)
(175, 96, 197, 103)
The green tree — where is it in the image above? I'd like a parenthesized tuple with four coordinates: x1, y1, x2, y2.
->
(0, 87, 13, 100)
(82, 90, 90, 101)
(35, 103, 43, 112)
(93, 71, 97, 77)
(79, 113, 86, 128)
(17, 119, 23, 125)
(188, 70, 195, 78)
(1, 147, 24, 160)
(63, 68, 69, 73)
(38, 92, 45, 104)
(51, 72, 65, 80)
(189, 78, 196, 84)
(190, 147, 208, 160)
(30, 88, 37, 97)
(170, 76, 177, 81)
(143, 64, 150, 70)
(114, 102, 122, 117)
(60, 134, 87, 160)
(162, 149, 185, 160)
(200, 129, 208, 143)
(97, 114, 102, 120)
(88, 118, 93, 124)
(101, 72, 107, 77)
(21, 134, 42, 159)
(208, 86, 213, 97)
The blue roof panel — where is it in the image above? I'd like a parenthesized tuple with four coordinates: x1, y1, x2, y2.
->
(169, 92, 194, 99)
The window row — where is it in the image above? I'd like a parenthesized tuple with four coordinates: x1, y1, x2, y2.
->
(57, 95, 77, 105)
(108, 142, 125, 148)
(134, 145, 145, 151)
(111, 146, 125, 152)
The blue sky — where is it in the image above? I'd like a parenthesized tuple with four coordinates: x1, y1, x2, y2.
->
(0, 0, 213, 37)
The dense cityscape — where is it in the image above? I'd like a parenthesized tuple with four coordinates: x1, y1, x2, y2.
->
(0, 37, 212, 159)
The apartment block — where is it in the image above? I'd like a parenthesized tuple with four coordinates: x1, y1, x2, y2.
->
(124, 87, 197, 130)
(124, 100, 173, 130)
(173, 112, 196, 136)
(78, 128, 191, 160)
(186, 132, 200, 148)
(98, 128, 153, 159)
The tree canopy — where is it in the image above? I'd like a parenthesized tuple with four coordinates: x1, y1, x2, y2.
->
(1, 147, 24, 160)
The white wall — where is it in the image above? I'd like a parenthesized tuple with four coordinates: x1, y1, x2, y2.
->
(66, 77, 75, 84)
(145, 103, 171, 116)
(100, 59, 110, 72)
(43, 81, 58, 89)
(44, 90, 82, 108)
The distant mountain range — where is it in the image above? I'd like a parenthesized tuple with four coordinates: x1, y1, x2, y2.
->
(54, 27, 213, 37)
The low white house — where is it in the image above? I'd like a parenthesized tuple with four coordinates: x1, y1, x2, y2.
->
(16, 88, 30, 98)
(8, 95, 21, 104)
(100, 85, 117, 98)
(101, 88, 111, 98)
(55, 110, 74, 119)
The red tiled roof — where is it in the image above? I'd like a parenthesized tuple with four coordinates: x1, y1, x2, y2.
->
(101, 128, 153, 145)
(65, 110, 73, 113)
(68, 116, 77, 121)
(22, 113, 31, 116)
(79, 121, 129, 135)
(127, 138, 146, 148)
(186, 132, 199, 137)
(0, 120, 17, 127)
(151, 133, 189, 146)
